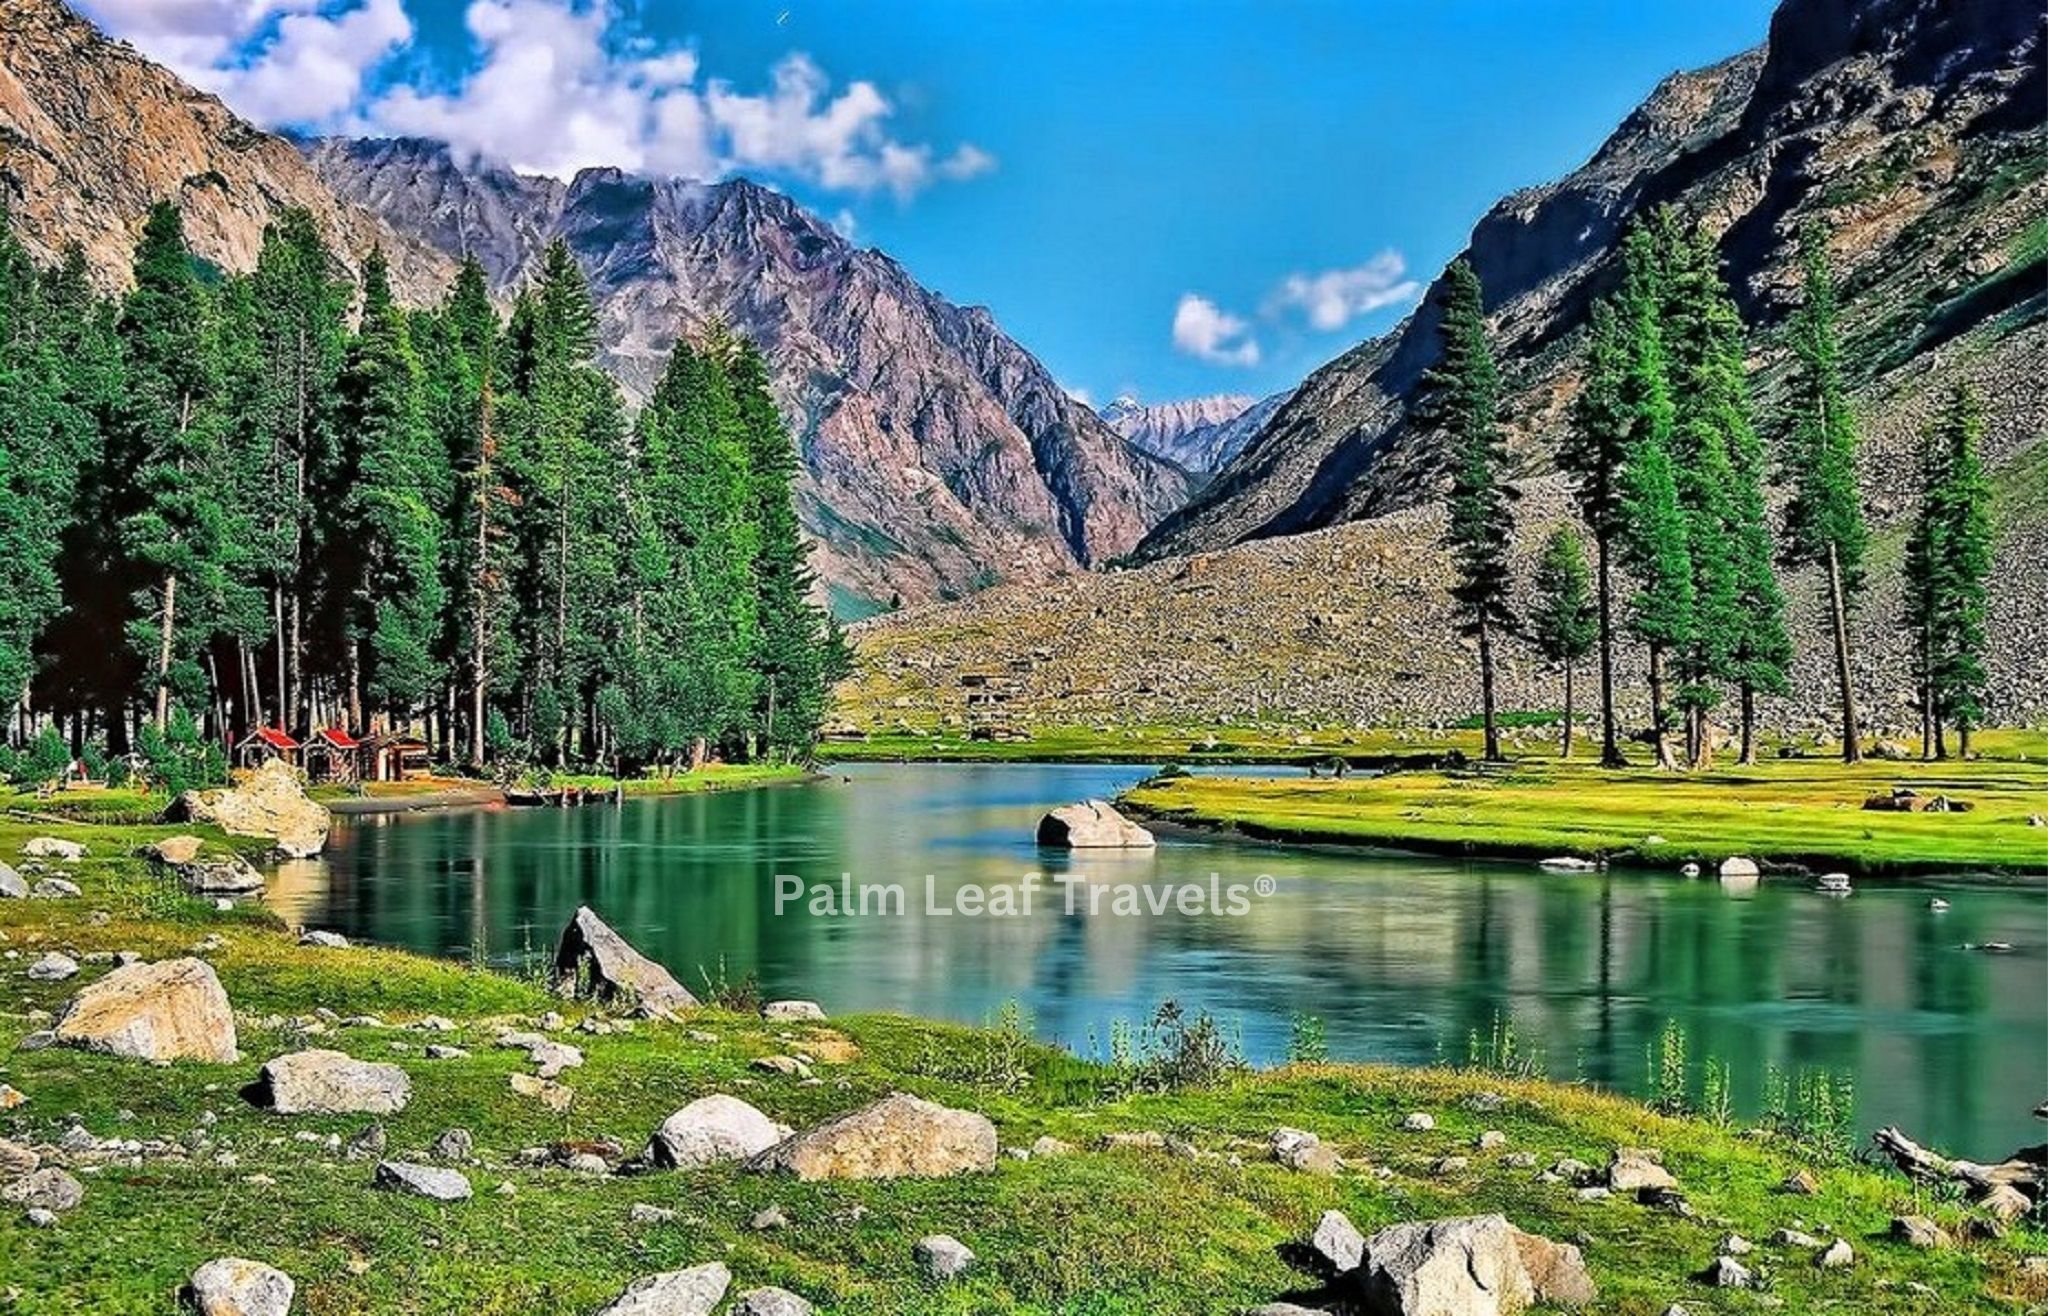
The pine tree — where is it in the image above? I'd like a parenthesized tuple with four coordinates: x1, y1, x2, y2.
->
(1530, 527, 1596, 759)
(1780, 226, 1868, 763)
(1926, 385, 1992, 757)
(1422, 261, 1517, 762)
(1559, 299, 1632, 767)
(333, 250, 446, 724)
(1615, 223, 1692, 770)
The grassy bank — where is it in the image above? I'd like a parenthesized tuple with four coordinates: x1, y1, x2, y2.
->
(818, 722, 1474, 766)
(301, 762, 811, 809)
(1121, 752, 2048, 877)
(1, 815, 2041, 1312)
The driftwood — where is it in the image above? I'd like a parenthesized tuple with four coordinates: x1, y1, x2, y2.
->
(1872, 1125, 2047, 1201)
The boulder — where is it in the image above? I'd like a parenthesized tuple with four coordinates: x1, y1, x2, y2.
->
(649, 1094, 792, 1168)
(593, 1263, 732, 1316)
(149, 843, 265, 895)
(27, 952, 79, 982)
(1890, 1215, 1949, 1249)
(551, 906, 698, 1013)
(1334, 1215, 1593, 1314)
(748, 1092, 997, 1181)
(252, 1050, 410, 1115)
(1308, 1208, 1366, 1275)
(1718, 857, 1760, 880)
(2, 1168, 84, 1213)
(0, 862, 27, 899)
(1605, 1149, 1677, 1193)
(144, 835, 206, 865)
(299, 930, 349, 949)
(1700, 1256, 1752, 1288)
(373, 1160, 471, 1201)
(761, 1000, 826, 1022)
(185, 1257, 296, 1316)
(22, 837, 85, 861)
(731, 1289, 814, 1316)
(170, 760, 330, 858)
(1816, 1239, 1854, 1269)
(913, 1235, 976, 1280)
(0, 1137, 39, 1177)
(31, 878, 81, 899)
(1035, 799, 1155, 848)
(52, 957, 237, 1063)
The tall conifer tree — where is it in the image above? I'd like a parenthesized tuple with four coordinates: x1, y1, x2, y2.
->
(1559, 299, 1632, 766)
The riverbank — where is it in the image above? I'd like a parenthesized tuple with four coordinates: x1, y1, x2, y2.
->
(0, 812, 2039, 1312)
(310, 763, 813, 814)
(1120, 752, 2048, 877)
(818, 722, 1470, 766)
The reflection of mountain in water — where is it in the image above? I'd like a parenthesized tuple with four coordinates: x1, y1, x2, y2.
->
(298, 764, 2043, 1159)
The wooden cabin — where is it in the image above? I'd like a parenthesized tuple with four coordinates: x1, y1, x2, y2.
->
(304, 727, 364, 785)
(365, 733, 432, 782)
(234, 726, 301, 770)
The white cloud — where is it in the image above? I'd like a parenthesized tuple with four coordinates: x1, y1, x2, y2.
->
(82, 0, 993, 199)
(1062, 384, 1095, 407)
(1172, 293, 1261, 367)
(1268, 251, 1421, 331)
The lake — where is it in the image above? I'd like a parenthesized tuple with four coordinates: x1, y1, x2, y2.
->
(275, 762, 2048, 1159)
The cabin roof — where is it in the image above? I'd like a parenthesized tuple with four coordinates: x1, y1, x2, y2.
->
(241, 726, 300, 751)
(311, 727, 362, 750)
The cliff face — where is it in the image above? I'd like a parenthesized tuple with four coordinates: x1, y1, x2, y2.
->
(307, 138, 1193, 615)
(1140, 0, 2046, 558)
(0, 0, 450, 299)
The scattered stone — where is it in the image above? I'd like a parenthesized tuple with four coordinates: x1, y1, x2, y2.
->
(913, 1235, 976, 1280)
(1268, 1126, 1339, 1174)
(345, 1123, 387, 1161)
(1771, 1228, 1822, 1249)
(761, 1000, 826, 1021)
(153, 845, 266, 895)
(251, 1050, 410, 1115)
(629, 1203, 677, 1224)
(184, 1257, 295, 1316)
(649, 1094, 792, 1169)
(730, 1288, 814, 1316)
(566, 1152, 610, 1176)
(1307, 1208, 1365, 1275)
(593, 1264, 731, 1316)
(1247, 1306, 1326, 1316)
(373, 1161, 471, 1202)
(27, 1206, 57, 1227)
(432, 1128, 474, 1162)
(52, 957, 238, 1063)
(423, 1044, 468, 1060)
(414, 1015, 458, 1032)
(1476, 1130, 1507, 1151)
(1331, 1215, 1593, 1312)
(526, 1039, 584, 1079)
(1433, 1156, 1470, 1176)
(1816, 1238, 1854, 1269)
(749, 1092, 996, 1181)
(1034, 799, 1155, 848)
(2, 1168, 83, 1213)
(1718, 1234, 1752, 1256)
(1979, 1183, 2031, 1221)
(508, 1072, 573, 1112)
(1778, 1168, 1819, 1195)
(1890, 1215, 1948, 1250)
(1701, 1256, 1753, 1288)
(1576, 1186, 1611, 1203)
(1029, 1135, 1074, 1158)
(169, 760, 330, 858)
(23, 837, 86, 862)
(1465, 1091, 1505, 1113)
(750, 1205, 788, 1231)
(0, 1138, 39, 1176)
(1400, 1112, 1436, 1132)
(1502, 1152, 1538, 1169)
(26, 952, 78, 981)
(0, 863, 26, 899)
(31, 878, 82, 899)
(751, 1055, 812, 1079)
(1718, 856, 1759, 880)
(552, 906, 698, 1013)
(299, 930, 349, 949)
(1605, 1148, 1677, 1193)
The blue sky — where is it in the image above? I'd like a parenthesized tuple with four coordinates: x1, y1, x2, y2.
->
(86, 0, 1778, 405)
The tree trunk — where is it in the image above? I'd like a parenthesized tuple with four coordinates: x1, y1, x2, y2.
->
(1647, 643, 1676, 771)
(1738, 682, 1758, 766)
(1826, 541, 1862, 763)
(470, 381, 495, 767)
(1959, 720, 1972, 759)
(1594, 535, 1626, 767)
(1560, 662, 1575, 760)
(346, 641, 363, 738)
(153, 572, 178, 732)
(1477, 615, 1502, 762)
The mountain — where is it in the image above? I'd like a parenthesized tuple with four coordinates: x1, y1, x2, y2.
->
(851, 0, 2048, 732)
(1141, 0, 2045, 560)
(304, 137, 1194, 616)
(0, 0, 451, 299)
(1099, 394, 1247, 470)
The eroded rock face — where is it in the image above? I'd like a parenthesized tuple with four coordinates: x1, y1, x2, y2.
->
(1035, 800, 1156, 849)
(592, 1263, 732, 1316)
(171, 761, 331, 858)
(52, 957, 238, 1064)
(252, 1050, 411, 1115)
(748, 1092, 997, 1181)
(649, 1095, 792, 1169)
(552, 906, 698, 1013)
(185, 1257, 296, 1316)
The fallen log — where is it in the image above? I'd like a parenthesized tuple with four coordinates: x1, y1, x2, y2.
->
(1872, 1126, 2047, 1202)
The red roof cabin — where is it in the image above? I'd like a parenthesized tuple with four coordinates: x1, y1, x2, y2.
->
(234, 726, 301, 770)
(305, 727, 364, 785)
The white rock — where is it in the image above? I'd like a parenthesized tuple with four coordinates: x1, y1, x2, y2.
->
(649, 1094, 792, 1168)
(593, 1263, 731, 1316)
(185, 1257, 296, 1316)
(913, 1234, 975, 1280)
(373, 1161, 471, 1201)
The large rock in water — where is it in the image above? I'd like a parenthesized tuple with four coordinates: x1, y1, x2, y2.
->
(1343, 1215, 1593, 1314)
(552, 906, 699, 1013)
(649, 1095, 792, 1168)
(52, 957, 238, 1063)
(185, 1257, 296, 1316)
(1035, 799, 1156, 848)
(748, 1092, 997, 1181)
(252, 1049, 411, 1114)
(170, 760, 330, 858)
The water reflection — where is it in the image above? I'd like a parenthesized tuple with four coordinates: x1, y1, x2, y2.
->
(282, 763, 2048, 1158)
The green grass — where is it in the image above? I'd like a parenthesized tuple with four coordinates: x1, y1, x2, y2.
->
(1121, 749, 2048, 876)
(0, 815, 2040, 1312)
(819, 722, 1477, 766)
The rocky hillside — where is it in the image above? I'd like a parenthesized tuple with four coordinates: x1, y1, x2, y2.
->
(1099, 392, 1277, 472)
(0, 0, 450, 299)
(306, 138, 1194, 616)
(1140, 0, 2045, 557)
